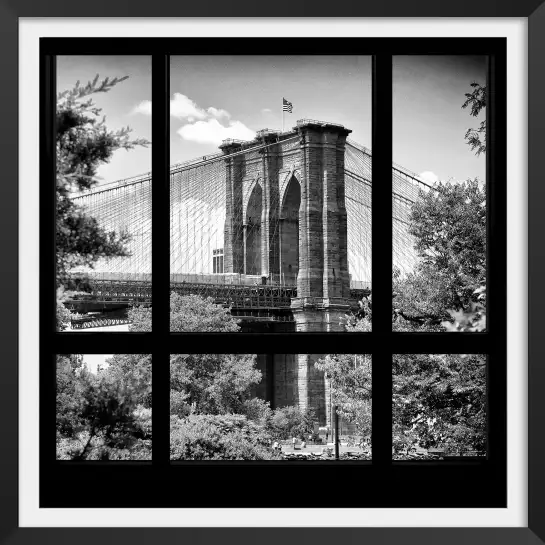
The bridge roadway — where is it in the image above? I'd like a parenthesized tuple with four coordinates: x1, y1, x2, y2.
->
(66, 279, 371, 324)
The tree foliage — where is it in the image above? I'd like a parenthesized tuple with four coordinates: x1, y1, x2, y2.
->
(170, 414, 279, 461)
(462, 81, 486, 156)
(267, 405, 318, 441)
(170, 292, 241, 332)
(327, 83, 489, 454)
(56, 75, 149, 328)
(160, 291, 262, 419)
(393, 179, 486, 328)
(393, 353, 486, 455)
(170, 353, 261, 416)
(314, 354, 372, 437)
(56, 353, 152, 460)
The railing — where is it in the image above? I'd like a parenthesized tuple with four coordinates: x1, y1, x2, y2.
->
(171, 282, 296, 309)
(256, 128, 281, 138)
(65, 278, 371, 309)
(220, 138, 248, 146)
(296, 118, 346, 128)
(70, 317, 133, 329)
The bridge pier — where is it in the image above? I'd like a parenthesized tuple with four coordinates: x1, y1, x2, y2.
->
(221, 120, 358, 426)
(290, 121, 358, 426)
(291, 299, 354, 426)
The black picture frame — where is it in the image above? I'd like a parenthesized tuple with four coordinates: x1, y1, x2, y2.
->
(4, 5, 539, 545)
(38, 36, 506, 511)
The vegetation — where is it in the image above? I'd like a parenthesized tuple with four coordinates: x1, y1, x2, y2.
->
(320, 82, 489, 456)
(314, 355, 371, 438)
(392, 353, 486, 456)
(57, 81, 489, 461)
(56, 75, 149, 330)
(56, 354, 152, 460)
(462, 82, 486, 156)
(170, 414, 279, 461)
(393, 178, 486, 329)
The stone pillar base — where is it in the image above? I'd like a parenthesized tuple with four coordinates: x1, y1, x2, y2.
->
(290, 297, 357, 332)
(290, 297, 358, 425)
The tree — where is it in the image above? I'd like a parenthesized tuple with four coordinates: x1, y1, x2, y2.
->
(127, 292, 260, 415)
(328, 83, 489, 455)
(462, 82, 486, 156)
(170, 292, 241, 332)
(130, 292, 260, 415)
(56, 353, 152, 460)
(104, 353, 152, 408)
(56, 75, 149, 328)
(170, 353, 261, 416)
(56, 354, 85, 436)
(392, 179, 486, 328)
(267, 406, 318, 441)
(314, 354, 372, 437)
(170, 414, 279, 461)
(393, 353, 486, 456)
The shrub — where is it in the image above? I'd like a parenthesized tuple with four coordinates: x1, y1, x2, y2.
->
(170, 414, 279, 461)
(268, 406, 316, 441)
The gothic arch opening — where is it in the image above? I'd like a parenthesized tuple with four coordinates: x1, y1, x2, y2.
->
(280, 175, 301, 285)
(245, 184, 262, 276)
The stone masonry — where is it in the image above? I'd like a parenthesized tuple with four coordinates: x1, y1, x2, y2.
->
(222, 121, 358, 426)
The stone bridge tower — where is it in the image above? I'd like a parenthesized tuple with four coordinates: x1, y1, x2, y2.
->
(220, 120, 357, 426)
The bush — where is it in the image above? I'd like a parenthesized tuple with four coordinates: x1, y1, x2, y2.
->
(170, 414, 279, 461)
(268, 406, 316, 441)
(56, 354, 153, 460)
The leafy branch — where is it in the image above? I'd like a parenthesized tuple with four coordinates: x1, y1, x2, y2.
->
(462, 81, 486, 156)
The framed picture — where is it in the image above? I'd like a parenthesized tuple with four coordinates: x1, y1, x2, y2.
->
(8, 12, 536, 545)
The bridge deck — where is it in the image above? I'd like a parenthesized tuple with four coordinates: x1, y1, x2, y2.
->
(66, 279, 371, 314)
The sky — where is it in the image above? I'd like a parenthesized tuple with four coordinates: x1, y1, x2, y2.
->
(57, 55, 486, 186)
(81, 354, 111, 374)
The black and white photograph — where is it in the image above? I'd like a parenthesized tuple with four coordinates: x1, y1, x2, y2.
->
(52, 53, 488, 462)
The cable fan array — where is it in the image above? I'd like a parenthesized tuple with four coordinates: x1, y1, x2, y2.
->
(71, 175, 152, 281)
(69, 137, 432, 286)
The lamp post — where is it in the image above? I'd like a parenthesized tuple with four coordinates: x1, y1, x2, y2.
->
(325, 370, 339, 460)
(334, 406, 340, 460)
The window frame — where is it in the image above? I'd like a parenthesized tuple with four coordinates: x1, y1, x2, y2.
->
(40, 37, 507, 508)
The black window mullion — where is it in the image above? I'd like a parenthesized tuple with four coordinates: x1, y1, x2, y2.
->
(372, 54, 393, 467)
(486, 50, 507, 469)
(151, 53, 170, 467)
(40, 51, 57, 468)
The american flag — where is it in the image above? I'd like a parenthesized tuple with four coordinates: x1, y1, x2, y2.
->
(283, 98, 293, 113)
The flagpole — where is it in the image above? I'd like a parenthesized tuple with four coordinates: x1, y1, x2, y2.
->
(282, 98, 284, 133)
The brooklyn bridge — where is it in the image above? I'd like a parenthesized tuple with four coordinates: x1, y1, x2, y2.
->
(65, 118, 432, 426)
(67, 118, 430, 329)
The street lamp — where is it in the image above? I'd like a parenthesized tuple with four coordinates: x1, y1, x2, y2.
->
(325, 370, 339, 460)
(334, 405, 340, 460)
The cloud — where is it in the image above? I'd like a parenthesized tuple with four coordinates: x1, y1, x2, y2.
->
(134, 94, 233, 122)
(134, 92, 252, 146)
(132, 100, 152, 115)
(177, 118, 255, 146)
(261, 108, 272, 114)
(170, 93, 208, 122)
(207, 106, 230, 119)
(418, 171, 439, 184)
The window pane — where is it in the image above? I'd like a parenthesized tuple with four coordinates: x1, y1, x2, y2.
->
(169, 55, 371, 332)
(392, 354, 486, 460)
(56, 354, 152, 460)
(170, 353, 371, 461)
(392, 56, 487, 333)
(56, 56, 152, 332)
